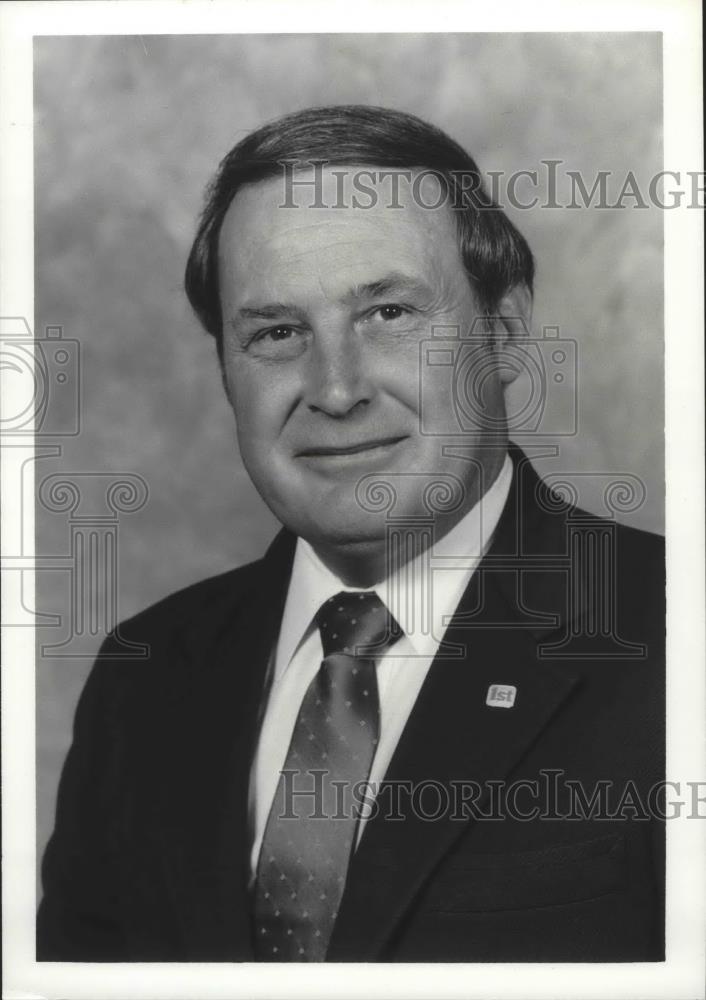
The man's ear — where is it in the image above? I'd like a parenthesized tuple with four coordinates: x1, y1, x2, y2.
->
(221, 372, 234, 405)
(491, 283, 533, 386)
(217, 342, 235, 406)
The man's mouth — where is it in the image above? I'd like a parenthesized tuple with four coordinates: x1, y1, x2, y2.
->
(296, 435, 408, 458)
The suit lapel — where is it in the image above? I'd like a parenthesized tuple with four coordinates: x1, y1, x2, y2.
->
(154, 448, 581, 960)
(328, 448, 581, 960)
(155, 530, 296, 959)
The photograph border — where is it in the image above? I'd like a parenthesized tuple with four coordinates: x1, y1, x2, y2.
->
(2, 1, 704, 998)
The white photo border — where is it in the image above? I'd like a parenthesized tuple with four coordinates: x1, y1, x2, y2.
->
(1, 1, 703, 998)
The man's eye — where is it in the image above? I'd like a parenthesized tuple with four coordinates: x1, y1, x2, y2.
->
(256, 325, 295, 343)
(247, 325, 308, 360)
(375, 304, 408, 321)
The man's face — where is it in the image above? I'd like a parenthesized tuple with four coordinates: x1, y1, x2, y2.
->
(217, 167, 509, 561)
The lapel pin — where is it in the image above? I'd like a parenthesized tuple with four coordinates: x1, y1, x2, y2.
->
(486, 684, 517, 708)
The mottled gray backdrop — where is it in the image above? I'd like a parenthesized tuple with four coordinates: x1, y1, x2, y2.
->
(34, 33, 663, 881)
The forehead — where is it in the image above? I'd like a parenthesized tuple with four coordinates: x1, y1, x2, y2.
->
(217, 166, 463, 304)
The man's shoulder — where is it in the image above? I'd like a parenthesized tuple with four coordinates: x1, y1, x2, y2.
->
(84, 553, 275, 709)
(111, 554, 267, 649)
(557, 502, 664, 591)
(73, 540, 296, 730)
(511, 445, 664, 565)
(577, 510, 664, 560)
(559, 509, 665, 636)
(610, 517, 664, 562)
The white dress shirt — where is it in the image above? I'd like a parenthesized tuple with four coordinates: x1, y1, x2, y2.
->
(248, 452, 513, 878)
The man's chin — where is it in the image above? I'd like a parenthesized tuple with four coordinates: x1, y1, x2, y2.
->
(298, 523, 397, 587)
(296, 513, 389, 550)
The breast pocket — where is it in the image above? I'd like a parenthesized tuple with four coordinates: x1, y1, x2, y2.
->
(425, 833, 627, 912)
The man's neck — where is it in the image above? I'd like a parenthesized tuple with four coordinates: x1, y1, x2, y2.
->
(306, 449, 509, 588)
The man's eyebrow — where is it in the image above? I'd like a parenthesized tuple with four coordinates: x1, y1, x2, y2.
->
(229, 273, 431, 327)
(347, 273, 432, 301)
(230, 303, 309, 324)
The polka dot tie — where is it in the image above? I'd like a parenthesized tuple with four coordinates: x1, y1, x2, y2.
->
(252, 591, 402, 961)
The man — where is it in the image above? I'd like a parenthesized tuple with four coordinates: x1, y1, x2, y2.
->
(37, 105, 664, 962)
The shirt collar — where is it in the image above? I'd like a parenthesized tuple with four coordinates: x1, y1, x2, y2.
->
(274, 452, 513, 676)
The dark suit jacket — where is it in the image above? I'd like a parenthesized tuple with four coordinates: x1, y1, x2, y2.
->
(37, 446, 665, 962)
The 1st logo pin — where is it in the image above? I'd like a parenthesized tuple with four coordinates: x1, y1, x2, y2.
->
(486, 684, 517, 708)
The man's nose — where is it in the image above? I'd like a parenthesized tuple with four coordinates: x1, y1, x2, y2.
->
(304, 329, 373, 417)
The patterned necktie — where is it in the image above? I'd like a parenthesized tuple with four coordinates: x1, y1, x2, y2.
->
(252, 591, 402, 961)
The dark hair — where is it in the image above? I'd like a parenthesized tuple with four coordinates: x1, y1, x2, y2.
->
(185, 105, 534, 357)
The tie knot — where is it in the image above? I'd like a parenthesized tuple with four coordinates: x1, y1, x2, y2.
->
(315, 591, 401, 659)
